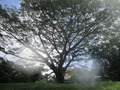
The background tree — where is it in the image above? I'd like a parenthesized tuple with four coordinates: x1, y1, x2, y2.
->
(88, 0, 120, 81)
(0, 0, 114, 83)
(90, 37, 120, 81)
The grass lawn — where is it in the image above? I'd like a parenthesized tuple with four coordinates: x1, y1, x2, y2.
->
(0, 81, 120, 90)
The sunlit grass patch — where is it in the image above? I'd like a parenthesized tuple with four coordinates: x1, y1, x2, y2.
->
(0, 81, 120, 90)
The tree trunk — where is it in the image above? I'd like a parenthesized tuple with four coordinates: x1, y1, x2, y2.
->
(55, 71, 64, 83)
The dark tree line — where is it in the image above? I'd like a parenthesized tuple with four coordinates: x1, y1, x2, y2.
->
(90, 37, 120, 81)
(0, 57, 43, 83)
(88, 0, 120, 81)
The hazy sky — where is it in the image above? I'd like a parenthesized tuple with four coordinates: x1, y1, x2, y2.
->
(0, 0, 21, 8)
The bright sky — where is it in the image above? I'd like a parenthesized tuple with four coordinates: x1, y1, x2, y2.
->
(0, 0, 21, 8)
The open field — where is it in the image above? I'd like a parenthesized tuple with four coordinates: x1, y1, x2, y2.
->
(0, 81, 120, 90)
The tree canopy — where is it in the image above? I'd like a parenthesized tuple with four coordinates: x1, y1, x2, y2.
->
(0, 0, 116, 83)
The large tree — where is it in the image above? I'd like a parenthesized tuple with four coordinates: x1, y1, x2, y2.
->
(0, 0, 114, 83)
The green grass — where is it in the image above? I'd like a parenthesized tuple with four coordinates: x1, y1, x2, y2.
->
(0, 81, 120, 90)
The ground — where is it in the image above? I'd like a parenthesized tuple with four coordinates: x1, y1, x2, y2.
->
(0, 81, 120, 90)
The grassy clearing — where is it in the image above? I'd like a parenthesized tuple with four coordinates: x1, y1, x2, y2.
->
(0, 81, 120, 90)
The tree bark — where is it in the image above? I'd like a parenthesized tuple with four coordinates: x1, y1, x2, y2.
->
(55, 71, 64, 83)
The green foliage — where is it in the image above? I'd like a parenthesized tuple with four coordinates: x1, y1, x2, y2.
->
(88, 0, 120, 80)
(90, 36, 120, 80)
(0, 57, 17, 83)
(0, 5, 10, 18)
(0, 57, 43, 83)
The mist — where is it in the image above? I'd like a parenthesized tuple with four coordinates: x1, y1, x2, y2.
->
(0, 0, 120, 90)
